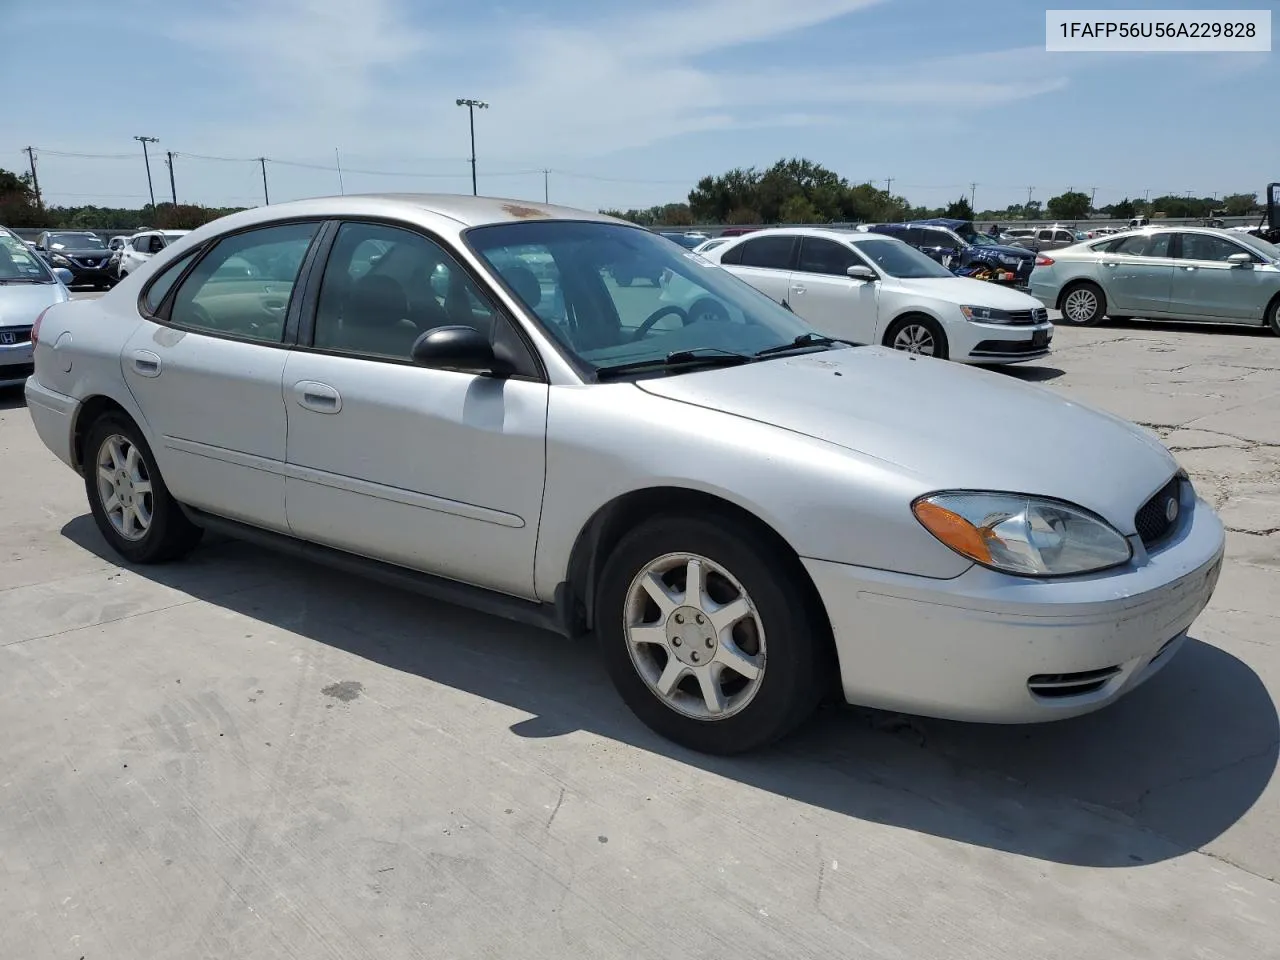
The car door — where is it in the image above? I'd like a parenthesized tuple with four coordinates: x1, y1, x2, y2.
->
(121, 220, 321, 532)
(789, 237, 879, 343)
(122, 235, 147, 274)
(918, 228, 961, 268)
(718, 235, 797, 305)
(1097, 232, 1174, 315)
(281, 220, 549, 598)
(1168, 233, 1276, 322)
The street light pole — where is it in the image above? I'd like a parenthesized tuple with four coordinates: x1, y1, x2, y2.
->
(134, 136, 159, 208)
(456, 98, 489, 196)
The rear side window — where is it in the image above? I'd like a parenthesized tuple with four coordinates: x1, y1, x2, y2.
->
(168, 222, 318, 342)
(734, 235, 795, 270)
(141, 249, 199, 315)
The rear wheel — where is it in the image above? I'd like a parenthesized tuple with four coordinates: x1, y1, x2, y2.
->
(1059, 282, 1106, 326)
(884, 315, 948, 360)
(596, 515, 826, 754)
(84, 414, 203, 564)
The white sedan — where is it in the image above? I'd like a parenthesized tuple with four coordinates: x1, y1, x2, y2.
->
(25, 195, 1223, 753)
(701, 228, 1055, 363)
(118, 229, 190, 278)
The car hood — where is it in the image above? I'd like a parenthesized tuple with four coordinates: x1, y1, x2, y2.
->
(49, 247, 110, 258)
(0, 283, 66, 325)
(977, 243, 1035, 259)
(892, 276, 1044, 308)
(634, 347, 1177, 532)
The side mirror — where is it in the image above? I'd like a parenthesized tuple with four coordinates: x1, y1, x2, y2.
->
(410, 325, 513, 376)
(1227, 252, 1254, 266)
(53, 267, 75, 286)
(846, 265, 877, 281)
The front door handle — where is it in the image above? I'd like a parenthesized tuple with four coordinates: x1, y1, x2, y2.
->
(1101, 261, 1118, 268)
(294, 380, 342, 414)
(1181, 265, 1198, 271)
(130, 349, 161, 377)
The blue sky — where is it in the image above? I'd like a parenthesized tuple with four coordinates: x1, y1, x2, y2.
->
(3, 0, 1276, 214)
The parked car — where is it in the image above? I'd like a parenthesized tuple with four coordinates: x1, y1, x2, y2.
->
(25, 195, 1224, 753)
(691, 237, 730, 255)
(862, 219, 1036, 289)
(1000, 227, 1036, 244)
(1029, 226, 1280, 332)
(0, 227, 72, 388)
(1005, 224, 1084, 255)
(118, 229, 191, 278)
(33, 231, 115, 288)
(703, 227, 1052, 363)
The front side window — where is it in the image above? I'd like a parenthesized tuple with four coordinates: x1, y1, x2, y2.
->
(797, 238, 864, 277)
(852, 238, 953, 279)
(141, 249, 199, 314)
(467, 221, 817, 375)
(314, 221, 498, 361)
(1177, 233, 1252, 262)
(168, 222, 318, 342)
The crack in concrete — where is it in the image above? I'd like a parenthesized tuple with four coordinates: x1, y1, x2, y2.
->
(1224, 526, 1280, 537)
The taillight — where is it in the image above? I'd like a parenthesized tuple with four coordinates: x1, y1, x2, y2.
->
(31, 305, 54, 347)
(1035, 255, 1055, 267)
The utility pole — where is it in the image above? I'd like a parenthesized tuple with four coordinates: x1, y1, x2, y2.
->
(885, 177, 893, 194)
(1026, 186, 1034, 216)
(543, 169, 549, 204)
(134, 136, 159, 208)
(455, 98, 489, 196)
(335, 148, 345, 195)
(165, 151, 177, 205)
(258, 158, 270, 205)
(1090, 186, 1097, 212)
(969, 182, 977, 211)
(22, 146, 41, 208)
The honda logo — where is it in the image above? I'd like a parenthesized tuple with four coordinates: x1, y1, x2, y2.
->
(0, 332, 14, 345)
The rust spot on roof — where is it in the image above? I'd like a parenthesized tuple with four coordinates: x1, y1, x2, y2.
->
(502, 203, 549, 219)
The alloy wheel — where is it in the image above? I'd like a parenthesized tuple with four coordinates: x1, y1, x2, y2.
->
(1063, 288, 1098, 324)
(623, 552, 766, 720)
(892, 323, 936, 356)
(95, 434, 154, 541)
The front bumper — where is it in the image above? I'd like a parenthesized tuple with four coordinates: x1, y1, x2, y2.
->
(0, 335, 34, 387)
(52, 261, 114, 285)
(958, 321, 1054, 364)
(24, 378, 81, 470)
(804, 491, 1225, 723)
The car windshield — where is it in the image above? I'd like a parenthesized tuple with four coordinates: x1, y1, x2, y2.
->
(0, 233, 55, 282)
(1235, 233, 1280, 261)
(466, 220, 825, 376)
(852, 237, 954, 278)
(956, 228, 999, 247)
(48, 233, 107, 250)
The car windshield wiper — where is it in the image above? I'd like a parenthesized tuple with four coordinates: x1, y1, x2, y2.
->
(595, 347, 752, 380)
(753, 333, 848, 359)
(0, 277, 47, 284)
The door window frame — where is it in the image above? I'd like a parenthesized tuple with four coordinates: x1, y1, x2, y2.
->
(795, 236, 872, 277)
(728, 234, 799, 272)
(1170, 232, 1261, 264)
(294, 217, 548, 383)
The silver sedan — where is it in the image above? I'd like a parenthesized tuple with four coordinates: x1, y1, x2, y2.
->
(25, 195, 1224, 753)
(1030, 226, 1280, 333)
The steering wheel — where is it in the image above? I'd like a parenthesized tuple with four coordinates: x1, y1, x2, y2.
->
(632, 304, 689, 341)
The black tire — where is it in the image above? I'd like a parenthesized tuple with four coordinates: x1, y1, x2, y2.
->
(1266, 297, 1280, 337)
(883, 314, 949, 360)
(83, 413, 203, 564)
(595, 515, 827, 754)
(1058, 281, 1106, 326)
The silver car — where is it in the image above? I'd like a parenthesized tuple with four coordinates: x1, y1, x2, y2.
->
(1030, 226, 1280, 332)
(25, 195, 1224, 754)
(0, 227, 72, 388)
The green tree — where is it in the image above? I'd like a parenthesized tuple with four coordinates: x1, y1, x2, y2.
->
(0, 166, 41, 226)
(688, 167, 761, 223)
(1046, 190, 1090, 220)
(778, 194, 821, 223)
(1221, 192, 1259, 216)
(1104, 197, 1137, 220)
(943, 195, 974, 220)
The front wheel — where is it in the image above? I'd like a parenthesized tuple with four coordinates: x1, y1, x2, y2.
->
(84, 414, 203, 564)
(1059, 282, 1106, 326)
(596, 515, 827, 754)
(884, 315, 948, 360)
(1266, 297, 1280, 337)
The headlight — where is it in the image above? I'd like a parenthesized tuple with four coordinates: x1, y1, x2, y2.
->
(50, 253, 72, 266)
(912, 491, 1132, 577)
(998, 255, 1019, 266)
(959, 305, 1013, 323)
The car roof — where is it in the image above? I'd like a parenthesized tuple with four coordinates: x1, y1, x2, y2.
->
(232, 193, 624, 229)
(723, 226, 903, 245)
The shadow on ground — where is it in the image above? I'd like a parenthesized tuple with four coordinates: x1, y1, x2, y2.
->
(0, 386, 27, 411)
(62, 515, 1278, 870)
(989, 364, 1065, 382)
(1096, 317, 1274, 338)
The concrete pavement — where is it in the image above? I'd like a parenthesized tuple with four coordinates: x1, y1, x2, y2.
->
(1, 318, 1278, 959)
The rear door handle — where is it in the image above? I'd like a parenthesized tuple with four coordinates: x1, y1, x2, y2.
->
(1102, 261, 1118, 268)
(1182, 265, 1198, 271)
(130, 349, 161, 377)
(791, 284, 806, 295)
(294, 380, 342, 414)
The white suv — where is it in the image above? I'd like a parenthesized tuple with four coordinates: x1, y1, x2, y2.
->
(118, 230, 190, 278)
(699, 227, 1053, 363)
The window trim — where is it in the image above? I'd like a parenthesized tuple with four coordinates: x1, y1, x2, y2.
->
(296, 216, 548, 383)
(145, 217, 327, 349)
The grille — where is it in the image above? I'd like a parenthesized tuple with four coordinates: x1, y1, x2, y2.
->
(0, 361, 34, 381)
(0, 326, 32, 345)
(971, 337, 1051, 357)
(1004, 307, 1048, 326)
(72, 256, 107, 269)
(1135, 475, 1182, 548)
(1027, 666, 1122, 699)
